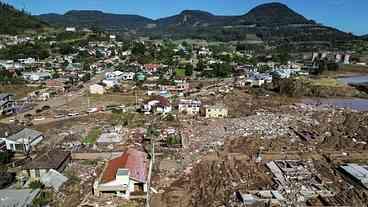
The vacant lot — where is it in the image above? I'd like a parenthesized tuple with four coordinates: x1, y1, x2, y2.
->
(0, 84, 39, 98)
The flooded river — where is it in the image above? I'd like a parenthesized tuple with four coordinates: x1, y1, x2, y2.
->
(302, 98, 368, 111)
(338, 75, 368, 85)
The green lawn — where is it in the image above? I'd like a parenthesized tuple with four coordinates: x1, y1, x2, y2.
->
(83, 128, 102, 144)
(175, 68, 186, 77)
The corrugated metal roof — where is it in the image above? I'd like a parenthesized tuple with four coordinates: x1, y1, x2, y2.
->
(0, 189, 40, 207)
(101, 148, 147, 184)
(7, 128, 43, 142)
(341, 164, 368, 184)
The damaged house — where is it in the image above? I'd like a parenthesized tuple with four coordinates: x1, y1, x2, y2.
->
(0, 128, 44, 153)
(94, 148, 148, 199)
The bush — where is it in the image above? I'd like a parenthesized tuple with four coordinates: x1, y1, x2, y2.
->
(29, 180, 44, 189)
(0, 150, 14, 165)
(32, 191, 52, 207)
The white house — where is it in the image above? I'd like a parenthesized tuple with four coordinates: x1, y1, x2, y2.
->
(102, 79, 120, 89)
(178, 99, 201, 115)
(1, 128, 44, 153)
(22, 72, 52, 81)
(122, 72, 135, 81)
(203, 104, 228, 118)
(65, 27, 76, 32)
(89, 84, 105, 95)
(94, 148, 148, 199)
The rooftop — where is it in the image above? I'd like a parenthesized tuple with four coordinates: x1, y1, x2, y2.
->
(7, 128, 43, 142)
(23, 151, 71, 170)
(0, 189, 40, 207)
(101, 148, 147, 183)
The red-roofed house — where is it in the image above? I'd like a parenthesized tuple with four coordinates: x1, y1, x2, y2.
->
(143, 64, 160, 73)
(93, 148, 148, 199)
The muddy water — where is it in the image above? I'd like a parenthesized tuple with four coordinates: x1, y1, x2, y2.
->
(301, 75, 368, 111)
(302, 98, 368, 111)
(338, 75, 368, 85)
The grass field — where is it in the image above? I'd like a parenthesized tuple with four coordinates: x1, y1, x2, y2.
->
(308, 78, 344, 87)
(175, 68, 186, 77)
(83, 128, 102, 144)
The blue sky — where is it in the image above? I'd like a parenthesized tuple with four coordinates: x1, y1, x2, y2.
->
(2, 0, 367, 35)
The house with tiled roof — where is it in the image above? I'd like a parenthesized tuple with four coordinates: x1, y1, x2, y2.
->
(93, 148, 148, 199)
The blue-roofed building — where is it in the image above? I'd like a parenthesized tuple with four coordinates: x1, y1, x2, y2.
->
(340, 163, 368, 188)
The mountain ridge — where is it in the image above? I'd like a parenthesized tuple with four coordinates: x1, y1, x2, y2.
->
(35, 2, 356, 42)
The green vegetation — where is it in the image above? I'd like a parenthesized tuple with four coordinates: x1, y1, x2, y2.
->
(29, 180, 45, 189)
(175, 68, 186, 77)
(0, 150, 14, 165)
(83, 128, 102, 144)
(0, 43, 50, 60)
(307, 78, 344, 87)
(112, 112, 145, 128)
(202, 63, 233, 78)
(32, 191, 52, 207)
(167, 135, 181, 145)
(0, 2, 47, 34)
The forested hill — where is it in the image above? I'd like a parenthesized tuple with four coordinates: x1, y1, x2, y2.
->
(0, 2, 47, 34)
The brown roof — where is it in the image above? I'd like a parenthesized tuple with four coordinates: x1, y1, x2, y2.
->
(101, 148, 147, 183)
(23, 151, 71, 171)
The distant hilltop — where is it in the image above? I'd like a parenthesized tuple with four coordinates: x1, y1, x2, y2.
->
(0, 1, 356, 42)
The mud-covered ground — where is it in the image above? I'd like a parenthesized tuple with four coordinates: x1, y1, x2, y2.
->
(151, 101, 368, 207)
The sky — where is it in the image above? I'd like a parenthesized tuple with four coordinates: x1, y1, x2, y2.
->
(2, 0, 367, 35)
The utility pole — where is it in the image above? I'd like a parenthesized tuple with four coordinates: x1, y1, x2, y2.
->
(146, 142, 155, 207)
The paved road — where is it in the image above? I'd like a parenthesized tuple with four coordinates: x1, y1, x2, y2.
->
(1, 69, 110, 124)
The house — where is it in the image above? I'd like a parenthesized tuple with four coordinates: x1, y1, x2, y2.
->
(22, 72, 52, 81)
(178, 99, 201, 115)
(102, 79, 120, 89)
(340, 163, 368, 189)
(1, 128, 44, 153)
(203, 104, 228, 118)
(94, 148, 148, 199)
(65, 27, 76, 32)
(0, 189, 41, 207)
(22, 151, 71, 180)
(0, 93, 16, 115)
(155, 96, 172, 114)
(143, 97, 172, 114)
(144, 64, 160, 73)
(105, 71, 124, 81)
(0, 123, 24, 151)
(122, 72, 135, 81)
(90, 84, 105, 95)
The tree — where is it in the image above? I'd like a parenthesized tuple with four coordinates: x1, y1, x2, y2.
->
(0, 150, 14, 165)
(185, 65, 193, 76)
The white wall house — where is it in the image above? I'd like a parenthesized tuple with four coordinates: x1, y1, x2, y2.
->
(178, 99, 201, 115)
(94, 148, 148, 199)
(65, 27, 76, 32)
(89, 84, 105, 95)
(0, 128, 44, 153)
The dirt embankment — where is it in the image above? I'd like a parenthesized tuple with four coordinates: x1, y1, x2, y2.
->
(269, 78, 367, 98)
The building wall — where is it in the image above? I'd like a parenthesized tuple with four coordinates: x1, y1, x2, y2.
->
(205, 108, 228, 118)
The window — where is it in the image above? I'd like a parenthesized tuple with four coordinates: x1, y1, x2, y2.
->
(35, 169, 40, 177)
